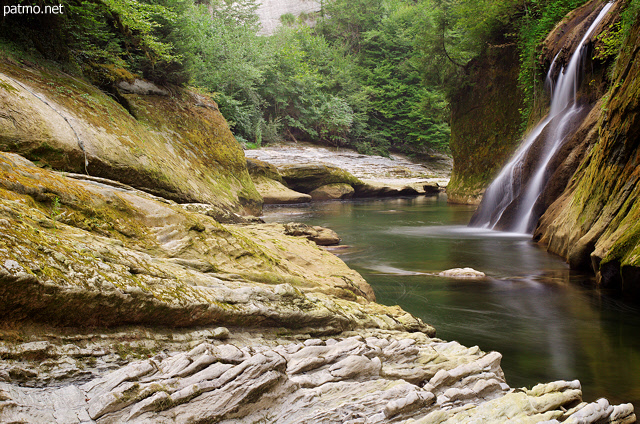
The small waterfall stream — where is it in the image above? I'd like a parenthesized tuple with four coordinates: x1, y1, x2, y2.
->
(470, 2, 614, 233)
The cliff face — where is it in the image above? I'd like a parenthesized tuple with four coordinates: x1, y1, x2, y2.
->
(536, 8, 640, 291)
(0, 59, 261, 215)
(447, 43, 524, 205)
(256, 0, 321, 35)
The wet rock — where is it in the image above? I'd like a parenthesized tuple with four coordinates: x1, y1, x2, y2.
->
(284, 223, 341, 246)
(438, 268, 486, 278)
(310, 183, 355, 200)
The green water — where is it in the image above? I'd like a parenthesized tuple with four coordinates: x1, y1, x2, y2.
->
(263, 195, 640, 408)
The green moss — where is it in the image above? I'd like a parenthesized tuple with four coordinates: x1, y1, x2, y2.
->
(0, 79, 18, 92)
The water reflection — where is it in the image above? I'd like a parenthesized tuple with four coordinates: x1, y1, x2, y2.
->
(263, 196, 640, 408)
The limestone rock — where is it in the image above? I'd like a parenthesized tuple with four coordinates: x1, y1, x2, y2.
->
(0, 152, 435, 329)
(438, 268, 486, 278)
(310, 183, 355, 200)
(0, 331, 633, 424)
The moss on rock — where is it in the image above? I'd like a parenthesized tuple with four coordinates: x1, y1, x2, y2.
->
(0, 59, 261, 215)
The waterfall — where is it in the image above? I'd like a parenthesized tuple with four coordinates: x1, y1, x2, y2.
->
(469, 2, 614, 233)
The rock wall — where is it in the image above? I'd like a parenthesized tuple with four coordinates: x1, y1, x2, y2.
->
(0, 59, 261, 215)
(535, 6, 640, 292)
(256, 0, 321, 35)
(447, 42, 524, 205)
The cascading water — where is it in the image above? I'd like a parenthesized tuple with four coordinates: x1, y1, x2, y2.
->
(469, 2, 614, 233)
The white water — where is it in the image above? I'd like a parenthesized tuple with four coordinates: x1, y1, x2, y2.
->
(472, 2, 614, 233)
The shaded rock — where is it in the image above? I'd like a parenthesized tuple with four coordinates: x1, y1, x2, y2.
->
(252, 176, 312, 204)
(278, 164, 362, 193)
(438, 268, 486, 279)
(423, 182, 441, 196)
(447, 40, 524, 206)
(246, 157, 283, 182)
(310, 183, 355, 200)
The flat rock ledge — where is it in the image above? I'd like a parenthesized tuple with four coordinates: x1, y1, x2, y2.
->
(0, 329, 634, 423)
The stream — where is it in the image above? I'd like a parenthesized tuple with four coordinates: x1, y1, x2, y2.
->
(262, 195, 640, 408)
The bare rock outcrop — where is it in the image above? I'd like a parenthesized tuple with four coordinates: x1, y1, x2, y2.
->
(0, 330, 634, 423)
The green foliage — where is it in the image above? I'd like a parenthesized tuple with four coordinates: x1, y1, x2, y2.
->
(280, 13, 296, 26)
(0, 0, 182, 84)
(595, 21, 623, 61)
(516, 0, 590, 122)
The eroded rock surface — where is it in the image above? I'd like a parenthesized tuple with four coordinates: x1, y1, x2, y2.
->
(0, 151, 425, 331)
(0, 329, 634, 424)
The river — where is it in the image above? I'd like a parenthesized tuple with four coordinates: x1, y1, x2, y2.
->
(262, 195, 640, 408)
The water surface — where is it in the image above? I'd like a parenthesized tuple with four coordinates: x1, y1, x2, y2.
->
(263, 195, 640, 408)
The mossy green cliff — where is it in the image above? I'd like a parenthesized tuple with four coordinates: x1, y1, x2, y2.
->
(0, 58, 261, 215)
(535, 7, 640, 291)
(447, 42, 525, 205)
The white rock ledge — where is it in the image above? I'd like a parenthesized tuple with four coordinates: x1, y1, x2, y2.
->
(0, 330, 635, 423)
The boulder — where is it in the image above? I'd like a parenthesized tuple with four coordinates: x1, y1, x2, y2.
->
(310, 183, 355, 200)
(278, 164, 363, 193)
(252, 176, 312, 204)
(246, 157, 283, 183)
(355, 180, 420, 197)
(284, 223, 341, 246)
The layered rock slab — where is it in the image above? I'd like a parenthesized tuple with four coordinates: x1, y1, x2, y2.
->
(0, 151, 425, 332)
(0, 330, 634, 423)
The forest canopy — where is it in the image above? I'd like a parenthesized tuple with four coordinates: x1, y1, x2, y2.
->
(1, 0, 637, 155)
